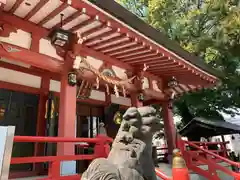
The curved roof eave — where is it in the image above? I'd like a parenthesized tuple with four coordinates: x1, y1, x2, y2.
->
(88, 0, 222, 80)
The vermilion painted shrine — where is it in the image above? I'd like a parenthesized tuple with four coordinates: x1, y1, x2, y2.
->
(1, 0, 238, 180)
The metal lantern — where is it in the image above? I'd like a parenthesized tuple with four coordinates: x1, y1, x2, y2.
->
(48, 28, 72, 48)
(168, 76, 178, 88)
(68, 72, 77, 86)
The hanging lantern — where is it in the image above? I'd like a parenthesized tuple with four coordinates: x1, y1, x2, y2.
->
(168, 76, 178, 88)
(48, 14, 73, 48)
(49, 28, 73, 47)
(68, 72, 77, 86)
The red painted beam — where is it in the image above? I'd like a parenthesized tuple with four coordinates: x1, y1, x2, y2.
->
(149, 64, 183, 71)
(0, 42, 63, 73)
(24, 0, 50, 20)
(82, 23, 110, 37)
(75, 44, 133, 70)
(9, 0, 24, 13)
(0, 60, 59, 80)
(122, 52, 160, 62)
(1, 12, 49, 37)
(127, 56, 168, 64)
(90, 34, 129, 49)
(0, 80, 41, 94)
(70, 16, 98, 32)
(106, 42, 141, 55)
(84, 29, 118, 45)
(52, 10, 83, 30)
(38, 3, 69, 26)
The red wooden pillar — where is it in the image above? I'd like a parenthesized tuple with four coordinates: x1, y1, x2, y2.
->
(57, 54, 77, 156)
(131, 93, 143, 107)
(162, 101, 176, 162)
(33, 75, 50, 172)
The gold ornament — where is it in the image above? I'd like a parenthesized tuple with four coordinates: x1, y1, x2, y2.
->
(114, 111, 122, 125)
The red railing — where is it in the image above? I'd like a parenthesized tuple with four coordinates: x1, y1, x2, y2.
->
(11, 136, 112, 180)
(180, 139, 240, 180)
(155, 168, 172, 180)
(188, 141, 230, 158)
(11, 136, 173, 180)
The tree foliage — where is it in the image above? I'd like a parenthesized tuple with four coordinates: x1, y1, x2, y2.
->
(116, 0, 240, 125)
(116, 0, 148, 19)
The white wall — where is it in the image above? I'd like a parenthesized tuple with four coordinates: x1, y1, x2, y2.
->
(0, 67, 41, 88)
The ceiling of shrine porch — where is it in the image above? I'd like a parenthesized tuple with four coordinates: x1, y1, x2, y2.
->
(1, 0, 220, 96)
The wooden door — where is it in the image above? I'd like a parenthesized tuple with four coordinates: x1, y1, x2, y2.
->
(0, 89, 39, 171)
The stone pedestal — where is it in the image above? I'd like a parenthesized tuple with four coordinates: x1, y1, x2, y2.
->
(0, 126, 15, 180)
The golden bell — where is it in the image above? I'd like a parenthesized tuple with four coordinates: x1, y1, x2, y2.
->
(172, 149, 187, 168)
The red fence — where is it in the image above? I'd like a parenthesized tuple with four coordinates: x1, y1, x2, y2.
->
(177, 138, 240, 180)
(11, 136, 112, 180)
(10, 136, 189, 180)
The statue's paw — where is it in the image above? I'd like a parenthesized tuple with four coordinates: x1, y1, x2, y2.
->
(117, 107, 142, 141)
(122, 107, 139, 122)
(138, 106, 163, 136)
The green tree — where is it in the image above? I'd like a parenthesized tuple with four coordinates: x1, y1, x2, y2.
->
(117, 0, 240, 126)
(116, 0, 148, 19)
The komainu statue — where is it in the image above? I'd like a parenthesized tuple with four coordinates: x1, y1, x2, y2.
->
(82, 106, 163, 180)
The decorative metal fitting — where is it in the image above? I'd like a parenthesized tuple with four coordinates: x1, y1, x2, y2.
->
(138, 93, 144, 102)
(168, 76, 178, 88)
(68, 72, 77, 86)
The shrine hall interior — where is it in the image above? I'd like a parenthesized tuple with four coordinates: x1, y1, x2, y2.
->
(0, 0, 220, 177)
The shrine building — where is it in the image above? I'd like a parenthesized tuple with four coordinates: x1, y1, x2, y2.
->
(0, 0, 220, 178)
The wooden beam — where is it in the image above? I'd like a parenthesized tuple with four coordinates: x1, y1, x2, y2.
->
(0, 61, 59, 80)
(38, 3, 69, 26)
(1, 12, 49, 37)
(74, 44, 133, 71)
(9, 0, 24, 14)
(24, 0, 50, 20)
(0, 41, 63, 73)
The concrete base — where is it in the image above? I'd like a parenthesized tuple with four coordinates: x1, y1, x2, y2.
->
(60, 161, 76, 176)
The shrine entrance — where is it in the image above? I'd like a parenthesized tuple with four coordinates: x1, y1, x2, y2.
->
(0, 88, 39, 172)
